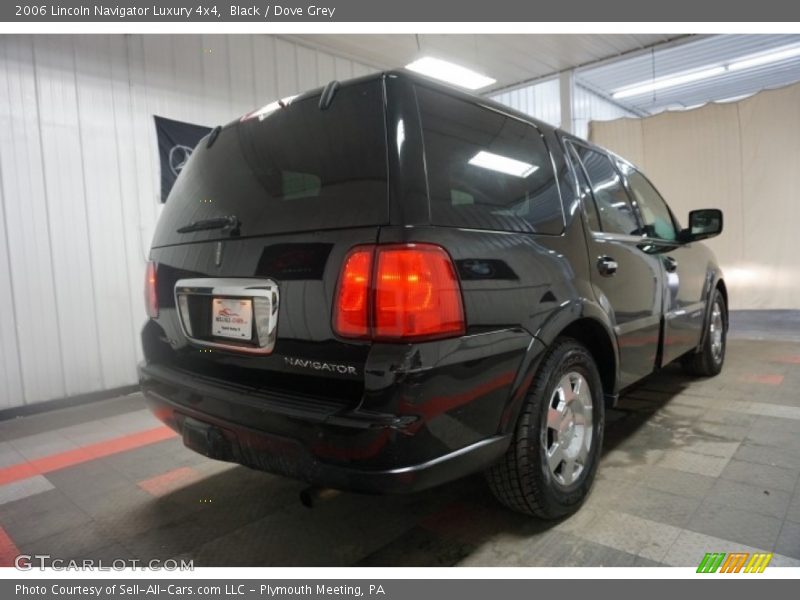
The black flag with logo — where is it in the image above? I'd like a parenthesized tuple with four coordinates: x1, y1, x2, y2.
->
(154, 115, 212, 202)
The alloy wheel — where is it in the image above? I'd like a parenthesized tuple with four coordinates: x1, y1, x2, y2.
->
(544, 371, 594, 486)
(710, 300, 724, 363)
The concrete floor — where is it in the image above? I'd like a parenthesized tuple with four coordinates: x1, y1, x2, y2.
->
(1, 336, 800, 567)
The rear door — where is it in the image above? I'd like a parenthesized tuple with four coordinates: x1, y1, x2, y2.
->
(617, 162, 707, 365)
(566, 141, 663, 388)
(144, 79, 389, 406)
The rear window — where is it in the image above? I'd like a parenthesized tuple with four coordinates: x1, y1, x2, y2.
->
(151, 80, 388, 247)
(416, 86, 564, 235)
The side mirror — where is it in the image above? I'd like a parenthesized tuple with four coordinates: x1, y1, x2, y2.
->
(679, 209, 723, 243)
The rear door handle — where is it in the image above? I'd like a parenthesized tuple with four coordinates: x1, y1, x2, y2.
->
(597, 256, 618, 276)
(663, 256, 678, 272)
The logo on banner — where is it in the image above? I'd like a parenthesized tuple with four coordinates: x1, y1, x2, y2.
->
(168, 144, 195, 176)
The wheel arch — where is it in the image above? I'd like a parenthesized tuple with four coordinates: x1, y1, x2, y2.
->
(558, 318, 617, 405)
(715, 278, 729, 326)
(695, 273, 729, 353)
(499, 301, 620, 435)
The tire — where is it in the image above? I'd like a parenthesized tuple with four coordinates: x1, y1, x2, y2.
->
(486, 337, 605, 519)
(682, 288, 726, 377)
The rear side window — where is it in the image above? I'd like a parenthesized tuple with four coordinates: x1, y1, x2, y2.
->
(151, 80, 388, 247)
(572, 145, 640, 236)
(416, 86, 563, 235)
(565, 142, 602, 232)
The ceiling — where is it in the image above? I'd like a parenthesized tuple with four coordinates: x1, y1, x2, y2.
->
(289, 34, 800, 117)
(577, 34, 800, 114)
(286, 34, 687, 92)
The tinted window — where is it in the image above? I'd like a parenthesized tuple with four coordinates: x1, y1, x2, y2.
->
(565, 142, 602, 232)
(151, 80, 387, 247)
(620, 163, 678, 241)
(573, 146, 639, 236)
(417, 87, 563, 235)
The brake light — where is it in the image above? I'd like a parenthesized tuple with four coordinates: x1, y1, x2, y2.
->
(145, 260, 158, 319)
(333, 244, 465, 341)
(333, 248, 372, 337)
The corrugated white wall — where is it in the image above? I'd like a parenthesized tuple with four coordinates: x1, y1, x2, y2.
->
(0, 34, 378, 409)
(574, 85, 635, 139)
(491, 78, 561, 129)
(491, 78, 636, 138)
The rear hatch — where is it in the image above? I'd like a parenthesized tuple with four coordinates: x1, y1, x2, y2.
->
(144, 77, 388, 407)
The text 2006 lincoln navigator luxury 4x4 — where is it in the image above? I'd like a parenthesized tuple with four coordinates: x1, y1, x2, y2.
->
(139, 70, 727, 518)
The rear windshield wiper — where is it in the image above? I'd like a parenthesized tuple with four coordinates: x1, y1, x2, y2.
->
(177, 215, 240, 234)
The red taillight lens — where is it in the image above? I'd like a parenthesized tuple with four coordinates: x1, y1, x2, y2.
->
(145, 260, 159, 319)
(374, 245, 465, 340)
(333, 244, 465, 342)
(333, 248, 372, 338)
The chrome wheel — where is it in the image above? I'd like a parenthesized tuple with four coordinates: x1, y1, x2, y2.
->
(544, 371, 593, 487)
(710, 301, 724, 363)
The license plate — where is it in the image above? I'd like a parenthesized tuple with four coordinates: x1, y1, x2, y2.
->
(211, 298, 253, 340)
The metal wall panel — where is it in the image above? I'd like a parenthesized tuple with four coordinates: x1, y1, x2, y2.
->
(35, 35, 105, 399)
(0, 34, 376, 408)
(574, 86, 636, 139)
(0, 36, 67, 405)
(0, 91, 24, 408)
(491, 78, 561, 128)
(490, 78, 635, 138)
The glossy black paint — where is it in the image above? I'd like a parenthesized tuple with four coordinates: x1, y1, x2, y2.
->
(139, 70, 726, 493)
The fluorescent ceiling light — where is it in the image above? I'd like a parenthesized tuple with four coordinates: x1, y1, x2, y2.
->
(611, 43, 800, 101)
(469, 151, 538, 178)
(405, 57, 496, 90)
(728, 44, 800, 71)
(717, 94, 751, 104)
(612, 67, 726, 99)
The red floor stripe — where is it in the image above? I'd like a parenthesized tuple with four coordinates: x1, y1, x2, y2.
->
(0, 526, 21, 567)
(138, 466, 201, 497)
(741, 373, 785, 386)
(0, 426, 177, 487)
(773, 354, 800, 364)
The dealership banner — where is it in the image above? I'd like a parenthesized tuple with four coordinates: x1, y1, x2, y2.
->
(154, 116, 211, 203)
(2, 0, 799, 22)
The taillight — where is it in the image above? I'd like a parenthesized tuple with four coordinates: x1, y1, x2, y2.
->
(374, 246, 465, 340)
(333, 244, 465, 342)
(333, 248, 372, 338)
(145, 260, 158, 319)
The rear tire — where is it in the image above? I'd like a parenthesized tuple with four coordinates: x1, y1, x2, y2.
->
(682, 288, 726, 377)
(486, 337, 604, 519)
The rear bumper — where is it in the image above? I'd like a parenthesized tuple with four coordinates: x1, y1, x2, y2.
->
(139, 362, 512, 494)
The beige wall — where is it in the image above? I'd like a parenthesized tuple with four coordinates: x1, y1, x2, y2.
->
(590, 82, 800, 310)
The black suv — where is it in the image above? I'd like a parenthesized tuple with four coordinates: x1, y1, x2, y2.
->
(139, 70, 726, 519)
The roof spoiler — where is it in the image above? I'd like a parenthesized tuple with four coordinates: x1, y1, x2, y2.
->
(318, 80, 341, 110)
